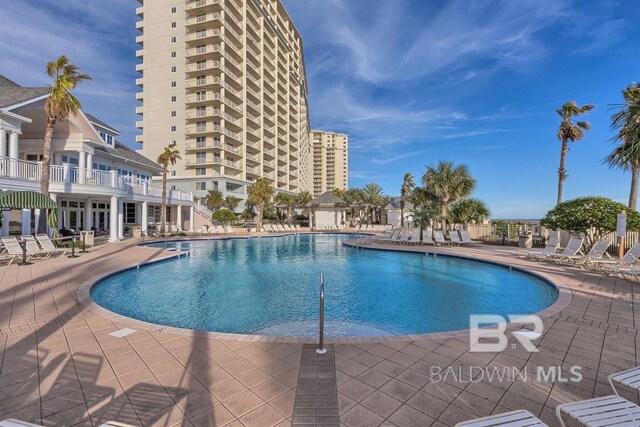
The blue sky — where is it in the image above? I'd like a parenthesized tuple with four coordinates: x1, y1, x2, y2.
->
(1, 0, 639, 218)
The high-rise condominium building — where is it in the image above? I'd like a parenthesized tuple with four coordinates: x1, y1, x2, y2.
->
(309, 130, 348, 197)
(135, 0, 311, 209)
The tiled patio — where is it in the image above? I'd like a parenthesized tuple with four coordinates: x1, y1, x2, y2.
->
(0, 235, 638, 426)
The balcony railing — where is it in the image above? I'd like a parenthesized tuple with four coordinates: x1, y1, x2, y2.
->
(0, 156, 193, 202)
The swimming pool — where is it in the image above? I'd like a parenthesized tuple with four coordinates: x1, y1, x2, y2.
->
(90, 234, 558, 337)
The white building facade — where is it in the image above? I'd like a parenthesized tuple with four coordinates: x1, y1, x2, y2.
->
(0, 75, 198, 242)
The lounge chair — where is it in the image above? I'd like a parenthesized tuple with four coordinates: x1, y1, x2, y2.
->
(407, 228, 421, 245)
(21, 235, 52, 258)
(395, 229, 412, 245)
(560, 239, 611, 265)
(537, 237, 583, 261)
(1, 237, 30, 264)
(35, 234, 68, 257)
(433, 230, 449, 246)
(589, 242, 640, 273)
(449, 231, 463, 246)
(521, 243, 559, 259)
(421, 231, 435, 245)
(609, 366, 640, 397)
(456, 410, 547, 426)
(556, 395, 640, 427)
(224, 225, 233, 234)
(460, 230, 482, 246)
(370, 229, 399, 244)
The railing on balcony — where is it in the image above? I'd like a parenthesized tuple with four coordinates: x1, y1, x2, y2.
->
(0, 156, 193, 202)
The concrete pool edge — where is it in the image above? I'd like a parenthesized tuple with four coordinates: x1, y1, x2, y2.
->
(77, 234, 573, 345)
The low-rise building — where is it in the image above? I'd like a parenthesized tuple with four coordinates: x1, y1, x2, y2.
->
(0, 75, 198, 242)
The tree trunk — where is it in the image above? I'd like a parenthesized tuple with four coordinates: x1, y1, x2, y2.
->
(440, 203, 447, 232)
(41, 116, 56, 195)
(629, 164, 639, 210)
(400, 197, 405, 228)
(256, 203, 263, 232)
(557, 139, 568, 205)
(160, 168, 167, 234)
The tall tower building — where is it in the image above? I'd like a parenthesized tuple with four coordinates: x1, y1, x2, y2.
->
(135, 0, 311, 208)
(309, 130, 349, 197)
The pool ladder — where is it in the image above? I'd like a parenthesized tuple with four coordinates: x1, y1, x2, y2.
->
(317, 273, 326, 354)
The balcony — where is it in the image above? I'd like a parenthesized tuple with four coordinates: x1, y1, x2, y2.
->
(185, 140, 240, 155)
(185, 44, 221, 59)
(0, 157, 193, 202)
(185, 124, 241, 141)
(185, 12, 221, 28)
(185, 92, 221, 104)
(185, 156, 238, 169)
(186, 0, 222, 12)
(185, 28, 224, 44)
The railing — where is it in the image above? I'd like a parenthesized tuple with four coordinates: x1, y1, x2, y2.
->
(0, 156, 193, 202)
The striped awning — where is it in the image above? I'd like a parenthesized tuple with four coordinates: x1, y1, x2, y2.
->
(0, 191, 57, 209)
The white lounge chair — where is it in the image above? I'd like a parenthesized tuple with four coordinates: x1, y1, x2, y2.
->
(556, 395, 640, 427)
(590, 242, 640, 272)
(21, 235, 52, 258)
(433, 230, 449, 246)
(35, 234, 67, 257)
(560, 239, 611, 265)
(522, 243, 559, 259)
(537, 237, 583, 261)
(421, 231, 435, 245)
(0, 419, 45, 427)
(609, 366, 640, 397)
(1, 237, 30, 264)
(456, 410, 547, 426)
(370, 229, 399, 244)
(407, 228, 422, 245)
(449, 231, 463, 246)
(460, 230, 482, 246)
(394, 229, 412, 244)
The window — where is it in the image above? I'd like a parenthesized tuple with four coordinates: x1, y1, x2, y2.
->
(171, 111, 177, 117)
(171, 81, 177, 87)
(196, 60, 206, 70)
(171, 6, 177, 13)
(171, 170, 176, 176)
(196, 168, 206, 176)
(170, 125, 176, 132)
(196, 152, 206, 163)
(148, 205, 171, 223)
(171, 66, 177, 73)
(195, 90, 206, 101)
(123, 203, 136, 224)
(195, 182, 207, 191)
(171, 96, 177, 102)
(171, 36, 177, 43)
(196, 106, 206, 117)
(171, 21, 177, 28)
(170, 51, 177, 58)
(196, 121, 206, 132)
(196, 75, 206, 85)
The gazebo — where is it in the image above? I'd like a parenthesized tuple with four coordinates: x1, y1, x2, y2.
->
(0, 191, 58, 236)
(310, 192, 348, 230)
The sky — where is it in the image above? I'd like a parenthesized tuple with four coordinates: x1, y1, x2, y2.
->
(1, 0, 639, 218)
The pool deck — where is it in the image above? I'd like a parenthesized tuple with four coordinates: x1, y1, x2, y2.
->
(0, 233, 638, 426)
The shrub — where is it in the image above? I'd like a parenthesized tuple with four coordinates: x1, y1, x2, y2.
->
(540, 196, 640, 247)
(212, 208, 236, 223)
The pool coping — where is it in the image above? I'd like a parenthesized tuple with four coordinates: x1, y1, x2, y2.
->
(77, 235, 573, 344)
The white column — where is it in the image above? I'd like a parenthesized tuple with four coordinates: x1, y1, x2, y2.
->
(141, 201, 148, 233)
(189, 205, 195, 232)
(109, 196, 119, 242)
(21, 209, 30, 236)
(84, 199, 92, 231)
(1, 209, 9, 237)
(34, 209, 41, 234)
(0, 130, 6, 157)
(8, 132, 18, 176)
(118, 199, 124, 239)
(177, 205, 183, 231)
(86, 153, 93, 171)
(78, 151, 86, 184)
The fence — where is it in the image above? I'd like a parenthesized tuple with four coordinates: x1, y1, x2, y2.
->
(465, 223, 638, 256)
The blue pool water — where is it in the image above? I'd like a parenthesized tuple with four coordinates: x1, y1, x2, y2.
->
(91, 234, 558, 337)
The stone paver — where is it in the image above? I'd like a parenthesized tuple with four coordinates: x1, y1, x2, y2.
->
(0, 235, 639, 426)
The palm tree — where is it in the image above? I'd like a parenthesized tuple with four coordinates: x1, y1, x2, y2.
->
(604, 84, 640, 209)
(422, 161, 476, 231)
(224, 195, 241, 212)
(41, 55, 92, 195)
(273, 193, 296, 224)
(362, 182, 384, 223)
(409, 186, 440, 239)
(204, 189, 224, 211)
(449, 198, 491, 227)
(247, 178, 273, 231)
(556, 101, 595, 204)
(156, 145, 181, 234)
(400, 172, 415, 227)
(343, 188, 366, 226)
(296, 191, 313, 223)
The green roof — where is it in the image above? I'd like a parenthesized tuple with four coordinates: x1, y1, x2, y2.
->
(0, 191, 57, 209)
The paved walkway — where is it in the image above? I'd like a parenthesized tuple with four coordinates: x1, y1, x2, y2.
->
(0, 236, 638, 426)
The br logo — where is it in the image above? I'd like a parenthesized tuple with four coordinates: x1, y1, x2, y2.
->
(469, 315, 543, 353)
